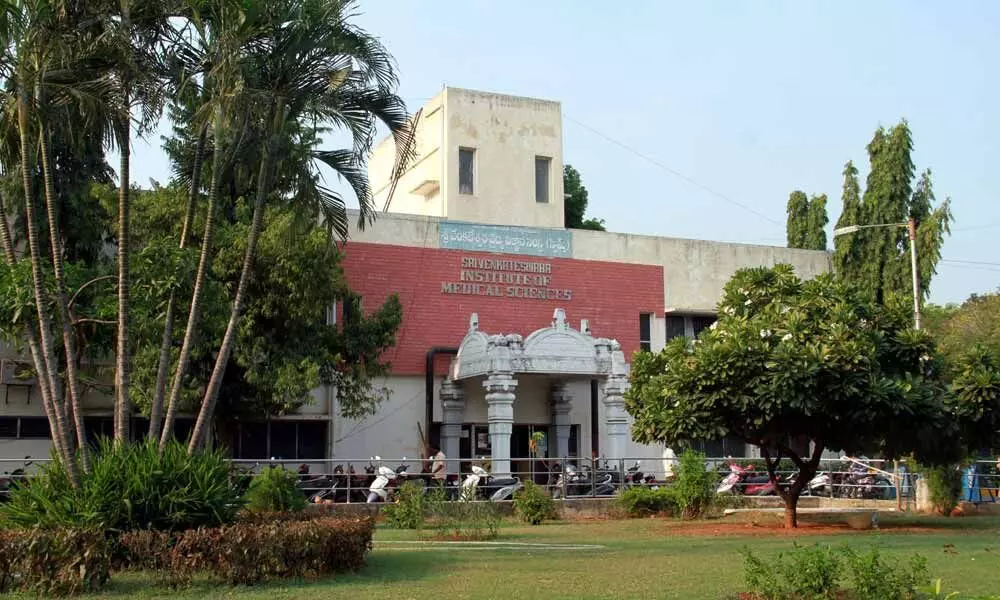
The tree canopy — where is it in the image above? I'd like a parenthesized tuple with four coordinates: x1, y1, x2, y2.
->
(626, 265, 958, 527)
(833, 121, 952, 303)
(563, 164, 606, 231)
(785, 191, 827, 250)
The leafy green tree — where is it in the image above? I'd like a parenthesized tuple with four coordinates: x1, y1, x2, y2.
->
(833, 121, 952, 304)
(804, 194, 828, 250)
(785, 190, 809, 248)
(563, 164, 605, 231)
(122, 184, 402, 429)
(925, 293, 1000, 367)
(626, 265, 956, 528)
(786, 191, 827, 250)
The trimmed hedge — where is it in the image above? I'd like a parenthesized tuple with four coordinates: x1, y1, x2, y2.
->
(0, 528, 112, 596)
(617, 486, 677, 517)
(119, 517, 374, 586)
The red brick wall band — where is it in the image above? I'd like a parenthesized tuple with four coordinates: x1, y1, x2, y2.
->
(339, 243, 665, 375)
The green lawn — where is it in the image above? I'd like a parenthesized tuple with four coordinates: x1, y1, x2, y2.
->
(85, 515, 1000, 600)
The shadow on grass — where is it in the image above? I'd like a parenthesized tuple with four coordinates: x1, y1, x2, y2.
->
(91, 550, 462, 598)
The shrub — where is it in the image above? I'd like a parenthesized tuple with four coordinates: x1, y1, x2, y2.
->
(244, 466, 307, 513)
(425, 489, 501, 540)
(513, 481, 557, 525)
(673, 449, 717, 519)
(382, 481, 425, 529)
(119, 517, 374, 587)
(919, 464, 963, 516)
(842, 545, 929, 600)
(742, 543, 929, 600)
(0, 439, 241, 532)
(0, 527, 111, 596)
(617, 486, 677, 517)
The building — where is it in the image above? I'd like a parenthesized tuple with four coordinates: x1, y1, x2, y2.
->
(0, 87, 830, 476)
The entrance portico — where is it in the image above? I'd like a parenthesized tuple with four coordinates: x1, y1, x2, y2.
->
(441, 308, 629, 478)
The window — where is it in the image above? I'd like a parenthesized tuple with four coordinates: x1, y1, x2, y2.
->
(19, 418, 50, 439)
(459, 147, 475, 195)
(665, 315, 686, 341)
(0, 417, 16, 438)
(692, 316, 717, 337)
(298, 422, 327, 460)
(230, 421, 328, 460)
(639, 313, 652, 352)
(535, 156, 551, 203)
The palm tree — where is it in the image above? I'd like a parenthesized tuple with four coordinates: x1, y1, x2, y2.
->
(187, 0, 415, 451)
(105, 0, 172, 443)
(160, 0, 252, 450)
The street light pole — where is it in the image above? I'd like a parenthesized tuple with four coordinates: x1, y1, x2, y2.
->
(832, 218, 922, 330)
(907, 216, 921, 330)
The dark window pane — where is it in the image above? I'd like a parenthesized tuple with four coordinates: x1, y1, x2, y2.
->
(173, 419, 193, 445)
(569, 424, 579, 457)
(692, 316, 716, 337)
(19, 417, 51, 439)
(131, 418, 149, 441)
(270, 422, 296, 460)
(83, 417, 112, 446)
(639, 313, 651, 341)
(535, 157, 550, 203)
(665, 315, 686, 341)
(0, 417, 17, 438)
(240, 422, 268, 460)
(298, 422, 327, 460)
(459, 148, 475, 195)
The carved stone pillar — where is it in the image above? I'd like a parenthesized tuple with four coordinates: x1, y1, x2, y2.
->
(550, 381, 572, 460)
(484, 372, 517, 478)
(602, 374, 629, 461)
(439, 378, 464, 475)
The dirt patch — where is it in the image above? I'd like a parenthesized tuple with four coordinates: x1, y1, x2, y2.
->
(665, 519, 937, 537)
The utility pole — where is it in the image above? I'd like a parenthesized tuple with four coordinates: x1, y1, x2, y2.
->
(908, 216, 921, 330)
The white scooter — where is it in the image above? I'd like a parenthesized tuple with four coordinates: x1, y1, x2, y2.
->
(460, 464, 521, 501)
(366, 456, 404, 504)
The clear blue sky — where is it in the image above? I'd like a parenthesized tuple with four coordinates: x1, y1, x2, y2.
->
(127, 0, 999, 305)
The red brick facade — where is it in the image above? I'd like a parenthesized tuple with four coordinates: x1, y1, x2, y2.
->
(339, 243, 665, 375)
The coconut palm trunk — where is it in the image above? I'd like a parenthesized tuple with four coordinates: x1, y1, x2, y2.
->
(160, 112, 225, 451)
(188, 106, 280, 453)
(148, 124, 207, 442)
(37, 111, 91, 471)
(15, 85, 77, 477)
(114, 116, 132, 444)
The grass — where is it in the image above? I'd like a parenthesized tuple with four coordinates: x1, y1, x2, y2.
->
(58, 514, 1000, 599)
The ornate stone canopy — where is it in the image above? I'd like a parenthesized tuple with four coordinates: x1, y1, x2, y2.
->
(450, 308, 628, 381)
(439, 308, 632, 477)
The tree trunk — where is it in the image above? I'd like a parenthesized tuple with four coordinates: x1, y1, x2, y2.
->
(0, 190, 68, 463)
(188, 118, 276, 452)
(114, 117, 131, 444)
(16, 86, 76, 478)
(148, 124, 207, 442)
(37, 122, 91, 472)
(784, 494, 799, 529)
(160, 114, 224, 451)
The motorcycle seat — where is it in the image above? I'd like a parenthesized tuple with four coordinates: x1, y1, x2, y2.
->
(491, 477, 518, 487)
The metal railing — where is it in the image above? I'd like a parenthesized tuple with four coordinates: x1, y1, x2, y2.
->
(0, 455, 917, 505)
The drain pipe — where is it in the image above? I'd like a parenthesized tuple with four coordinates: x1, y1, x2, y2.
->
(425, 347, 459, 442)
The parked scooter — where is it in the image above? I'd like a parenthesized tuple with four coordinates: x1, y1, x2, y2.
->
(716, 463, 775, 496)
(460, 465, 521, 501)
(551, 462, 616, 498)
(366, 456, 400, 503)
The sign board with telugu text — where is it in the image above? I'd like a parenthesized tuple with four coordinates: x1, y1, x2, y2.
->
(438, 221, 573, 258)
